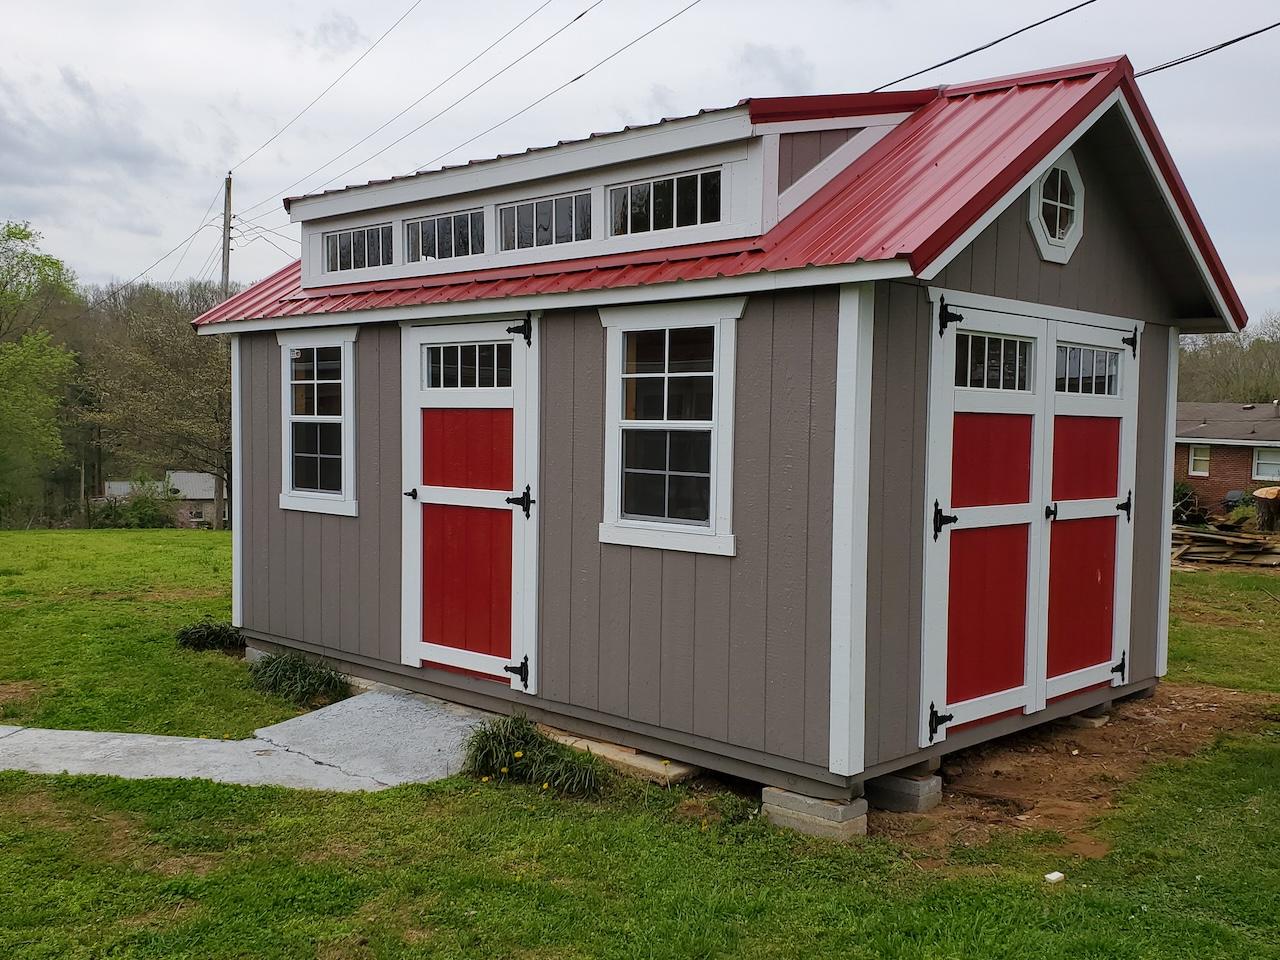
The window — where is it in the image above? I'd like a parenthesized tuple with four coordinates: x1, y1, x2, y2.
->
(599, 297, 744, 556)
(324, 224, 394, 272)
(1188, 444, 1210, 477)
(1055, 344, 1120, 396)
(421, 341, 512, 389)
(406, 211, 484, 261)
(277, 328, 358, 516)
(1253, 447, 1280, 481)
(955, 332, 1031, 391)
(1028, 151, 1083, 264)
(499, 191, 590, 251)
(609, 169, 721, 237)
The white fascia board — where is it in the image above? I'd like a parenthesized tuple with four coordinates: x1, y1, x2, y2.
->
(751, 112, 912, 135)
(194, 259, 914, 335)
(1173, 436, 1280, 448)
(919, 89, 1238, 334)
(288, 108, 754, 223)
(1158, 331, 1178, 677)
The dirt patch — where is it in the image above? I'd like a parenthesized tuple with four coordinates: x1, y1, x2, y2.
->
(0, 680, 43, 707)
(120, 900, 199, 929)
(871, 683, 1280, 859)
(147, 852, 222, 877)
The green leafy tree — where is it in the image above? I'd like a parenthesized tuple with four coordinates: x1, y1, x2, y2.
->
(0, 221, 77, 342)
(0, 331, 77, 523)
(1179, 312, 1280, 403)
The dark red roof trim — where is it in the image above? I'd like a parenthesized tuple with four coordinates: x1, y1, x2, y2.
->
(746, 90, 939, 123)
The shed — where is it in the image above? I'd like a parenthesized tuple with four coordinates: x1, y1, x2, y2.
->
(194, 57, 1246, 803)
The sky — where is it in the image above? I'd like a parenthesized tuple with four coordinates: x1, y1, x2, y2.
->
(1, 0, 1277, 321)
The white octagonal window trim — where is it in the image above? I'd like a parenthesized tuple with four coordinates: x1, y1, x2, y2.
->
(1028, 150, 1084, 264)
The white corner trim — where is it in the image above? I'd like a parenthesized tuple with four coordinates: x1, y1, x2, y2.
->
(778, 125, 895, 220)
(828, 283, 874, 776)
(1157, 330, 1178, 677)
(1026, 149, 1084, 264)
(230, 334, 243, 628)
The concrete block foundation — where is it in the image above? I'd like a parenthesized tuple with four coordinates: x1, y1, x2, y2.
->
(865, 771, 943, 813)
(761, 787, 868, 841)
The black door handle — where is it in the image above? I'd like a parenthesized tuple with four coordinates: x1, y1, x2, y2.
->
(403, 489, 418, 500)
(1045, 503, 1058, 520)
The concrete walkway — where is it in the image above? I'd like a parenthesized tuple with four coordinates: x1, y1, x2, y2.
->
(0, 687, 490, 792)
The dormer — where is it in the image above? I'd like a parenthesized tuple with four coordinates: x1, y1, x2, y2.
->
(284, 94, 922, 290)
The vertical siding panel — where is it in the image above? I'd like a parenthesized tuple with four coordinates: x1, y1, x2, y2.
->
(777, 135, 795, 194)
(1129, 323, 1168, 681)
(320, 515, 341, 649)
(239, 336, 259, 629)
(264, 335, 287, 639)
(659, 552, 696, 734)
(728, 295, 773, 752)
(968, 220, 998, 296)
(302, 517, 322, 644)
(804, 289, 837, 766)
(764, 291, 812, 760)
(357, 330, 382, 659)
(597, 544, 631, 716)
(378, 325, 402, 664)
(627, 549, 662, 725)
(569, 311, 602, 709)
(993, 207, 1021, 296)
(692, 554, 730, 742)
(538, 312, 574, 703)
(862, 286, 892, 766)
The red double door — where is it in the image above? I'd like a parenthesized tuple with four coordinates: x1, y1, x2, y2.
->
(921, 304, 1138, 746)
(400, 321, 537, 692)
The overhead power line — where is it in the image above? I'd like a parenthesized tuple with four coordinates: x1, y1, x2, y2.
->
(167, 184, 226, 281)
(414, 0, 705, 173)
(231, 0, 424, 171)
(235, 0, 560, 220)
(871, 0, 1101, 92)
(1135, 20, 1280, 77)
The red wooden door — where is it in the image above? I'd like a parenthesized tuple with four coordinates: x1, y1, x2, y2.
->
(400, 322, 538, 691)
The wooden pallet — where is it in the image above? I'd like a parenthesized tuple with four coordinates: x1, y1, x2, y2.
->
(1171, 525, 1280, 567)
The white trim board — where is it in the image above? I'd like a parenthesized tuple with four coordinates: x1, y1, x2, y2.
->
(827, 283, 874, 776)
(750, 112, 911, 136)
(1157, 331, 1178, 677)
(230, 334, 243, 628)
(194, 259, 915, 336)
(1174, 437, 1280, 449)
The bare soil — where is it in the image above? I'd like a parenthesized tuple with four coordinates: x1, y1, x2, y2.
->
(870, 683, 1280, 858)
(0, 680, 42, 707)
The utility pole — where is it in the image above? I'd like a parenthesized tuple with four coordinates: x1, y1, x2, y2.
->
(220, 171, 232, 299)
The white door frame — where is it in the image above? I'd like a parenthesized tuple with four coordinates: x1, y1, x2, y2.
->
(399, 316, 540, 693)
(920, 288, 1141, 747)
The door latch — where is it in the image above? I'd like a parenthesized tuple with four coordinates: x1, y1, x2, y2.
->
(505, 484, 535, 518)
(403, 488, 418, 500)
(1116, 489, 1132, 522)
(928, 702, 954, 743)
(932, 500, 958, 540)
(1045, 502, 1058, 520)
(504, 654, 530, 689)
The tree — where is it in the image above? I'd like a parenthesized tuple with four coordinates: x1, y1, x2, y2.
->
(0, 331, 77, 524)
(83, 281, 234, 528)
(0, 221, 78, 342)
(1179, 312, 1280, 403)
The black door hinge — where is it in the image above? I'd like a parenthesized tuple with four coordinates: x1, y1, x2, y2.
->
(1116, 489, 1132, 522)
(932, 500, 958, 540)
(1121, 325, 1138, 358)
(1110, 650, 1127, 683)
(938, 297, 964, 338)
(403, 488, 418, 500)
(1045, 502, 1058, 521)
(506, 313, 532, 346)
(504, 654, 529, 689)
(505, 484, 535, 518)
(928, 701, 954, 743)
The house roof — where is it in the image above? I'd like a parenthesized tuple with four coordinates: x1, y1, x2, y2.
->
(194, 56, 1247, 331)
(1176, 402, 1280, 445)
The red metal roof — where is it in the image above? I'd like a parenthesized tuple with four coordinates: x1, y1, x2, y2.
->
(196, 57, 1247, 330)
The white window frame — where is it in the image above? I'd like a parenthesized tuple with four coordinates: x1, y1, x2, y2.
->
(277, 327, 359, 516)
(497, 189, 592, 252)
(1252, 446, 1280, 482)
(1028, 149, 1084, 265)
(598, 297, 744, 556)
(607, 166, 723, 237)
(405, 209, 485, 262)
(1188, 443, 1211, 478)
(323, 223, 394, 273)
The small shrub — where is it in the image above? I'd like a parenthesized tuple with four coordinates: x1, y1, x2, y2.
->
(176, 617, 244, 653)
(91, 479, 179, 529)
(463, 714, 610, 797)
(249, 652, 350, 706)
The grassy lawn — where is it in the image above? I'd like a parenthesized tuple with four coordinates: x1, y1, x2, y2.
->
(0, 530, 299, 737)
(1, 531, 1278, 958)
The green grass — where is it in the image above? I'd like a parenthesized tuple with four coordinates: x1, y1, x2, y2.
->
(1168, 568, 1280, 693)
(0, 530, 300, 737)
(0, 531, 1278, 958)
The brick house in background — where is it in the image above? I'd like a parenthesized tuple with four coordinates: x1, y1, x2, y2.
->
(1174, 402, 1280, 509)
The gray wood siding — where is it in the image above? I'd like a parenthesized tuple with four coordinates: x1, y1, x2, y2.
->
(777, 129, 856, 192)
(537, 291, 838, 768)
(863, 127, 1181, 767)
(238, 324, 402, 658)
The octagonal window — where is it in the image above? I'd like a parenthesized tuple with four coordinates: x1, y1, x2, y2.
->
(1029, 151, 1083, 264)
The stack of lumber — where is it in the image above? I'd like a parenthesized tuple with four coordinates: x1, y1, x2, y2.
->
(1171, 525, 1280, 566)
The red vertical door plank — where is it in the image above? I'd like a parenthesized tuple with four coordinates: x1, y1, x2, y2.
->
(946, 524, 1030, 703)
(1052, 416, 1119, 500)
(1046, 516, 1117, 677)
(951, 413, 1033, 508)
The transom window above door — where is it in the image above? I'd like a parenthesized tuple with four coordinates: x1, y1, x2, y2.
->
(422, 342, 513, 389)
(1056, 344, 1120, 396)
(954, 332, 1032, 391)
